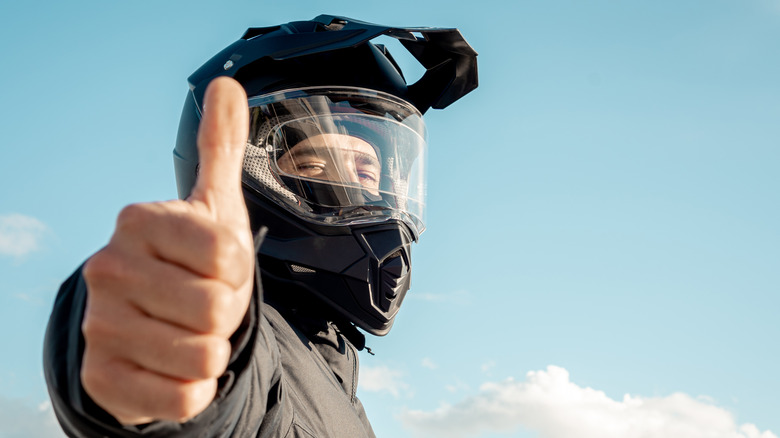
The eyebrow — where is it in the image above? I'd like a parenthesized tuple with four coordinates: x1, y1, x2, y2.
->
(353, 151, 380, 168)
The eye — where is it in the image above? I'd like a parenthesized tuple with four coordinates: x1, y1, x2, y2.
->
(358, 171, 377, 182)
(356, 167, 379, 188)
(354, 155, 380, 188)
(292, 161, 326, 177)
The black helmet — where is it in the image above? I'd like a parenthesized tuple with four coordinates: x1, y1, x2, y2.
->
(174, 15, 478, 335)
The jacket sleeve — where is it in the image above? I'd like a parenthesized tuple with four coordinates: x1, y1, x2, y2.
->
(42, 261, 276, 438)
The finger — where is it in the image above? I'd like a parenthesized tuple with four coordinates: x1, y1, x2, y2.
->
(92, 252, 249, 335)
(81, 355, 217, 424)
(136, 271, 248, 337)
(190, 76, 250, 223)
(103, 201, 253, 288)
(84, 306, 231, 380)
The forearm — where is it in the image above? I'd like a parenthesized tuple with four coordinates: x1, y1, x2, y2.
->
(43, 266, 262, 438)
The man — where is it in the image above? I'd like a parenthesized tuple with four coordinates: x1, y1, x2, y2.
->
(44, 15, 477, 437)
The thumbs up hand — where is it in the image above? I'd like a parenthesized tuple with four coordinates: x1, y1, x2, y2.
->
(81, 77, 254, 425)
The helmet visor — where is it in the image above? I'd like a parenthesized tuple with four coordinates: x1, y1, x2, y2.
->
(245, 87, 427, 235)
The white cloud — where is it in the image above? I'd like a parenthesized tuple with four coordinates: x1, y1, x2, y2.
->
(480, 360, 496, 374)
(359, 365, 411, 399)
(422, 358, 438, 370)
(0, 397, 65, 438)
(0, 213, 49, 258)
(445, 380, 470, 394)
(400, 365, 777, 438)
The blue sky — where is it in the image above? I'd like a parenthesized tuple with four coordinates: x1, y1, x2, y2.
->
(1, 1, 778, 437)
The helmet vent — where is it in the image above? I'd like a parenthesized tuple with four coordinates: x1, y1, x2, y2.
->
(290, 264, 316, 274)
(324, 18, 346, 31)
(385, 250, 404, 261)
(243, 139, 299, 205)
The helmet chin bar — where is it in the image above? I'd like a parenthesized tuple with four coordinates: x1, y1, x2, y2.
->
(246, 188, 413, 336)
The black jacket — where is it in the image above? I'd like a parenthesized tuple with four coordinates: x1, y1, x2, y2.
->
(43, 267, 377, 437)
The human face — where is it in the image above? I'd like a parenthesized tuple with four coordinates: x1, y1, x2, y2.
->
(276, 133, 381, 194)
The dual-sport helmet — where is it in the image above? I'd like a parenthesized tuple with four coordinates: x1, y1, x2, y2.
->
(174, 15, 478, 335)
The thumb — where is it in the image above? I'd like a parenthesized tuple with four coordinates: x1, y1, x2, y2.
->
(190, 76, 250, 221)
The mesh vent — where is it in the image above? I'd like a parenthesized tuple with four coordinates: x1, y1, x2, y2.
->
(243, 138, 298, 204)
(290, 264, 316, 273)
(244, 111, 302, 205)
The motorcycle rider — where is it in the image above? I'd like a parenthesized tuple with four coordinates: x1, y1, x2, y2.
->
(44, 15, 477, 437)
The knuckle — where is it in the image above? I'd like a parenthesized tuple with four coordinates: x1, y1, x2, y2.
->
(116, 203, 152, 232)
(80, 358, 104, 396)
(200, 226, 242, 277)
(213, 230, 252, 282)
(200, 226, 222, 255)
(80, 356, 122, 403)
(83, 250, 124, 287)
(83, 251, 107, 282)
(81, 295, 126, 345)
(194, 226, 221, 266)
(220, 230, 248, 264)
(81, 311, 111, 341)
(168, 379, 215, 420)
(199, 288, 235, 333)
(190, 338, 230, 378)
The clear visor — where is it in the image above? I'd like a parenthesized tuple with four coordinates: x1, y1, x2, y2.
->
(244, 87, 427, 235)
